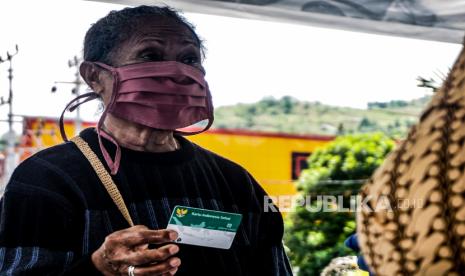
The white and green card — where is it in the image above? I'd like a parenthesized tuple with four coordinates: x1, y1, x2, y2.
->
(166, 205, 242, 249)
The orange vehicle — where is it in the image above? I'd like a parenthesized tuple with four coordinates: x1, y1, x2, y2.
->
(19, 116, 333, 210)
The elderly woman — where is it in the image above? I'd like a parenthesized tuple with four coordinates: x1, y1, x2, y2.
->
(0, 5, 292, 276)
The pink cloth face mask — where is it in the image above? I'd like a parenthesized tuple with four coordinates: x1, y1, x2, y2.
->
(60, 61, 214, 175)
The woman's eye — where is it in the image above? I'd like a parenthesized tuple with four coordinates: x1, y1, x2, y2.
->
(140, 53, 162, 61)
(181, 55, 199, 65)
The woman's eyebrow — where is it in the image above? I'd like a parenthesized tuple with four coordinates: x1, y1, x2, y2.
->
(178, 43, 201, 53)
(134, 36, 197, 47)
(137, 36, 166, 44)
(181, 38, 197, 45)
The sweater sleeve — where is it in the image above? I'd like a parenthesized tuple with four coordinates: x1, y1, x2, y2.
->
(246, 173, 293, 276)
(0, 156, 101, 275)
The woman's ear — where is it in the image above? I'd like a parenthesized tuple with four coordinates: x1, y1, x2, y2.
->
(79, 62, 106, 95)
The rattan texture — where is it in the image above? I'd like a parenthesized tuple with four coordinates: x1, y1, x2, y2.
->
(357, 44, 465, 275)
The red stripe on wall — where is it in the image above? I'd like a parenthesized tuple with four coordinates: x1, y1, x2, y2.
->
(23, 117, 335, 141)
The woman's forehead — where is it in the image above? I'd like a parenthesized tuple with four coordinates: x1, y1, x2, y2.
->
(107, 16, 201, 65)
(128, 17, 197, 45)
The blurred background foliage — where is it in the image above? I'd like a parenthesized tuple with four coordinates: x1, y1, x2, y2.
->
(284, 133, 395, 275)
(213, 95, 429, 139)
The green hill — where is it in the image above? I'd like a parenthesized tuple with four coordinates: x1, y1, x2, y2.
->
(212, 95, 432, 138)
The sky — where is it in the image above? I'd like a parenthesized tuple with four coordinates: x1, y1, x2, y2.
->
(0, 0, 462, 136)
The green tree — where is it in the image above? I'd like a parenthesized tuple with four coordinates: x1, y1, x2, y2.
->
(281, 96, 297, 114)
(336, 123, 345, 136)
(358, 117, 377, 132)
(285, 133, 395, 275)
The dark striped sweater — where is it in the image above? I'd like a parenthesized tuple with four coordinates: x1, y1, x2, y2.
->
(0, 128, 292, 275)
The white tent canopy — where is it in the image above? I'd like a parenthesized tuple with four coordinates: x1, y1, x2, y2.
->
(88, 0, 465, 43)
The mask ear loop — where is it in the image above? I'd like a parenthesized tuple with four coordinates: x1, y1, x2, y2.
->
(59, 92, 99, 142)
(93, 64, 123, 175)
(96, 115, 122, 175)
(61, 61, 122, 175)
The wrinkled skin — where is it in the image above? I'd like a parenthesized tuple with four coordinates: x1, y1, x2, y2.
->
(91, 226, 181, 276)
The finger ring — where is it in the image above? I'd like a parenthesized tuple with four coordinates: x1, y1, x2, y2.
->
(128, 265, 136, 276)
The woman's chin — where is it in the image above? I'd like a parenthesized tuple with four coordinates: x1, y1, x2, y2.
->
(119, 140, 148, 151)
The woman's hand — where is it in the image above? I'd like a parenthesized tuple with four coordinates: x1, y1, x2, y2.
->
(91, 225, 181, 276)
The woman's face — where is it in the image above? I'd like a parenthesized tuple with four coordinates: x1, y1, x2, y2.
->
(84, 17, 203, 150)
(98, 17, 204, 105)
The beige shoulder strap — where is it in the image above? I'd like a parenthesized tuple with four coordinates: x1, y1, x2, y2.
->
(71, 136, 134, 227)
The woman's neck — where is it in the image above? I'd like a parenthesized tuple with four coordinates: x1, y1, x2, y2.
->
(102, 114, 179, 153)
